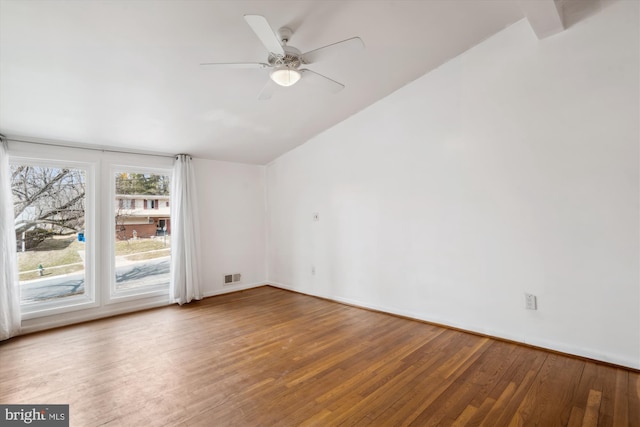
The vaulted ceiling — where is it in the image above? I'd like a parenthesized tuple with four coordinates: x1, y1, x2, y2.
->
(1, 0, 570, 164)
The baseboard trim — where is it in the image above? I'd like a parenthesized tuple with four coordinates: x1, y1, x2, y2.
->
(203, 281, 266, 298)
(265, 282, 640, 373)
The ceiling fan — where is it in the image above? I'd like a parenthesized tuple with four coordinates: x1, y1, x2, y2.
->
(201, 15, 364, 100)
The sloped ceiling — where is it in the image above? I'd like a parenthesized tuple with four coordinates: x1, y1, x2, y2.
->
(0, 0, 532, 164)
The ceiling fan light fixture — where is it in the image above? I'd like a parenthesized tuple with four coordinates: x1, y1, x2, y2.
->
(270, 67, 301, 87)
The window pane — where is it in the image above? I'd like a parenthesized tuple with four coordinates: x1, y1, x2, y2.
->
(114, 172, 171, 295)
(11, 164, 87, 304)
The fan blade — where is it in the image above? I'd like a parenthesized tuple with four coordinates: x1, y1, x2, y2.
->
(302, 37, 364, 64)
(258, 79, 277, 100)
(200, 62, 270, 69)
(300, 69, 344, 93)
(244, 15, 285, 56)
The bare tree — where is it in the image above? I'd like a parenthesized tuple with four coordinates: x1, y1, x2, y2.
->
(115, 206, 130, 243)
(11, 165, 85, 248)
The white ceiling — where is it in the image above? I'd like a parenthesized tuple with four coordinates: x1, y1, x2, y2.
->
(0, 0, 531, 164)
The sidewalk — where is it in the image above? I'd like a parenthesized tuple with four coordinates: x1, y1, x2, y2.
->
(20, 248, 170, 284)
(115, 248, 170, 267)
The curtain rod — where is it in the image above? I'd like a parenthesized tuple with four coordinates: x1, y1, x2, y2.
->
(4, 137, 176, 159)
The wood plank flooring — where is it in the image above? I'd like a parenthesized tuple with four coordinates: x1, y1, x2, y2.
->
(0, 286, 638, 426)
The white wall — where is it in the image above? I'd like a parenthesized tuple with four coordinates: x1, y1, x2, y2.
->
(195, 158, 266, 296)
(266, 1, 640, 368)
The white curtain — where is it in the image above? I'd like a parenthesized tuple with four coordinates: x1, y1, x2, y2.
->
(0, 137, 21, 340)
(170, 154, 203, 305)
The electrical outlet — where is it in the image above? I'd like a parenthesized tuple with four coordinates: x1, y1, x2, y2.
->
(525, 293, 537, 310)
(312, 212, 319, 221)
(311, 266, 315, 275)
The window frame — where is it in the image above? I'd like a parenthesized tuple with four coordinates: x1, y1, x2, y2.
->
(107, 165, 173, 303)
(9, 155, 98, 320)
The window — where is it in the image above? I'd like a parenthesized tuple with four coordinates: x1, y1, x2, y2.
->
(144, 199, 161, 209)
(119, 198, 134, 210)
(8, 142, 174, 325)
(113, 171, 171, 298)
(10, 159, 95, 315)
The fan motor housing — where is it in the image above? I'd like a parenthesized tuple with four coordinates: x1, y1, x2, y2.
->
(268, 45, 302, 68)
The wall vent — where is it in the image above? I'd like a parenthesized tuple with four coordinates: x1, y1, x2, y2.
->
(224, 273, 242, 285)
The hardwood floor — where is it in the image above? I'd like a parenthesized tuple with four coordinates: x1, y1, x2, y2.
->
(1, 286, 638, 426)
